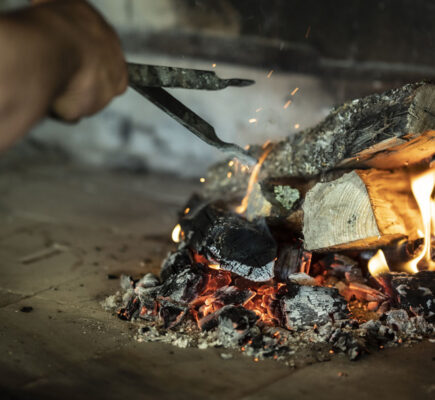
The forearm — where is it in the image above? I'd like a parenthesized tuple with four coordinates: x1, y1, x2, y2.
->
(0, 6, 79, 150)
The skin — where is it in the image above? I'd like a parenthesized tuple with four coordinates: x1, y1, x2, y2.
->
(0, 0, 128, 151)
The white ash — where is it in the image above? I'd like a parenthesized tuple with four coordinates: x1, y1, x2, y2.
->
(104, 281, 434, 366)
(136, 273, 160, 288)
(280, 285, 349, 330)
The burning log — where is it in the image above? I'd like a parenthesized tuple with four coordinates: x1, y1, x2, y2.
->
(200, 82, 435, 254)
(205, 82, 435, 196)
(303, 168, 426, 251)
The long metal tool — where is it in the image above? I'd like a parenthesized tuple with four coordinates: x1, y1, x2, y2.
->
(128, 63, 256, 165)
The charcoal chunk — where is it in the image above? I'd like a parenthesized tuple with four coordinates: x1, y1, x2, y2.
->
(180, 203, 277, 282)
(199, 305, 258, 333)
(118, 296, 141, 321)
(280, 284, 349, 330)
(211, 286, 255, 307)
(217, 306, 258, 345)
(391, 271, 435, 317)
(205, 216, 277, 282)
(158, 268, 205, 304)
(160, 247, 192, 281)
(159, 301, 187, 329)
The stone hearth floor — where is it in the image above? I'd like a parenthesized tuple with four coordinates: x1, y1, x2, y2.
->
(0, 162, 434, 400)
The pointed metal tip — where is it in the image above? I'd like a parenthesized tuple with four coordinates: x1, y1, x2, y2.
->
(227, 79, 256, 88)
(220, 144, 257, 166)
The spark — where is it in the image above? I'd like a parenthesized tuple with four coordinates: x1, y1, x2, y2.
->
(184, 207, 190, 214)
(249, 118, 257, 124)
(227, 172, 232, 179)
(294, 123, 300, 129)
(200, 177, 205, 183)
(212, 63, 216, 68)
(255, 107, 263, 113)
(267, 70, 274, 78)
(291, 87, 299, 96)
(228, 160, 234, 167)
(305, 25, 311, 39)
(283, 100, 292, 109)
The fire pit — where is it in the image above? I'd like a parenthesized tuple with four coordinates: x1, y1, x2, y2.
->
(104, 82, 435, 365)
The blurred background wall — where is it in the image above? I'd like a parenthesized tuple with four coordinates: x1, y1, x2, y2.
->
(1, 0, 434, 176)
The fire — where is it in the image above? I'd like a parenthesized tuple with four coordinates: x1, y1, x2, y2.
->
(171, 224, 182, 243)
(403, 168, 435, 273)
(236, 144, 273, 214)
(367, 167, 435, 277)
(368, 249, 390, 278)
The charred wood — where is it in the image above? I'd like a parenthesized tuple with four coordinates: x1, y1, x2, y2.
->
(180, 203, 277, 282)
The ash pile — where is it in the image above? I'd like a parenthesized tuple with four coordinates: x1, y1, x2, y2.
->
(103, 199, 435, 365)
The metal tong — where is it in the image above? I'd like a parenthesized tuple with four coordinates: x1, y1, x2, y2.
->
(127, 63, 256, 165)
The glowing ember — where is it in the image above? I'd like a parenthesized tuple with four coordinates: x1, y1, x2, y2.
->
(294, 123, 300, 129)
(283, 100, 292, 109)
(171, 224, 182, 243)
(184, 207, 190, 215)
(236, 144, 273, 214)
(200, 177, 205, 183)
(368, 249, 390, 278)
(404, 168, 435, 273)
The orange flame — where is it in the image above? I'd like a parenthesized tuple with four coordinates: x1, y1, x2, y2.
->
(368, 249, 390, 278)
(236, 144, 273, 214)
(171, 224, 182, 243)
(403, 168, 435, 273)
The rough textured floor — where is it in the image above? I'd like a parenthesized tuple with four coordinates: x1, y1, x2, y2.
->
(0, 162, 434, 400)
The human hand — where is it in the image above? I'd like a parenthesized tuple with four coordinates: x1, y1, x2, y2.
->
(31, 0, 128, 121)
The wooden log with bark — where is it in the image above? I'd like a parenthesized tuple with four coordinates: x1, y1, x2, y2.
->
(201, 82, 435, 252)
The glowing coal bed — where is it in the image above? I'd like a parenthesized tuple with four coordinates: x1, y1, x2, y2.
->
(103, 199, 435, 366)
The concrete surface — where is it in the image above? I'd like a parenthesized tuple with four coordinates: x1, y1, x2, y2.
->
(0, 162, 434, 400)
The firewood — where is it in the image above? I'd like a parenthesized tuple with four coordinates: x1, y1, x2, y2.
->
(263, 82, 435, 178)
(204, 82, 435, 198)
(303, 168, 424, 251)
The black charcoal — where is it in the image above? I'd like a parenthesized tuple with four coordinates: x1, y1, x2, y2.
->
(160, 247, 193, 281)
(391, 271, 435, 317)
(180, 203, 277, 282)
(159, 301, 187, 329)
(217, 306, 258, 346)
(158, 268, 205, 304)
